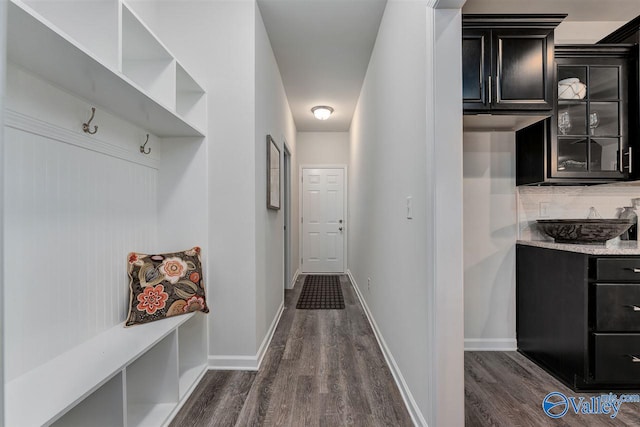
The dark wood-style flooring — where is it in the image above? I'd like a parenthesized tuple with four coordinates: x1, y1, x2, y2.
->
(465, 351, 640, 426)
(170, 275, 414, 427)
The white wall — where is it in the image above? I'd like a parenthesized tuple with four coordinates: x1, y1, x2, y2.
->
(349, 2, 464, 425)
(463, 132, 517, 351)
(555, 21, 627, 44)
(297, 132, 349, 165)
(0, 1, 6, 424)
(349, 1, 430, 418)
(128, 0, 297, 366)
(254, 3, 297, 349)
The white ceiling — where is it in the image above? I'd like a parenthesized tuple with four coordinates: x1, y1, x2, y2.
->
(258, 0, 640, 133)
(257, 0, 387, 132)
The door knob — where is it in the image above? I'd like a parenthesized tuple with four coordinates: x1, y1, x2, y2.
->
(339, 227, 343, 231)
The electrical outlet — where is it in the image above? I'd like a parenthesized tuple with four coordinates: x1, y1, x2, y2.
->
(367, 277, 371, 291)
(539, 202, 550, 218)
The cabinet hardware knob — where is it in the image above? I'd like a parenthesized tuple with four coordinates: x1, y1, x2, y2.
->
(627, 305, 640, 311)
(633, 268, 640, 273)
(339, 227, 343, 231)
(630, 355, 640, 363)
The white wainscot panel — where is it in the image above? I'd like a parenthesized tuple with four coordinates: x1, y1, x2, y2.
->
(4, 125, 158, 381)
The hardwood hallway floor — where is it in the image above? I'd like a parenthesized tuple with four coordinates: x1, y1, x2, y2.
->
(466, 351, 640, 426)
(170, 275, 413, 427)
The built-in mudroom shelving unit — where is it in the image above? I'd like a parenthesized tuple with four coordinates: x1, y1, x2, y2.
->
(3, 0, 208, 426)
(12, 313, 206, 427)
(7, 0, 206, 136)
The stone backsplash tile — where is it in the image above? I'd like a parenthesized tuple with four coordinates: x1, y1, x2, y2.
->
(517, 183, 640, 240)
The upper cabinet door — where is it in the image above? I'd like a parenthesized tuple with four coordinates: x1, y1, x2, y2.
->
(492, 29, 554, 110)
(462, 29, 491, 111)
(462, 14, 565, 114)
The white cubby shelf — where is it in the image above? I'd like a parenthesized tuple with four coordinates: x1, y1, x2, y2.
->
(5, 1, 209, 425)
(6, 313, 208, 427)
(7, 0, 207, 137)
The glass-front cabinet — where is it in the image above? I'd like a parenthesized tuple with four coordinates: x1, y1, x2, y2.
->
(552, 46, 633, 180)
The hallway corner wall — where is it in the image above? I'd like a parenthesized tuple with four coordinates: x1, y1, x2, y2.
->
(0, 1, 6, 424)
(349, 2, 464, 426)
(348, 1, 431, 424)
(254, 3, 298, 352)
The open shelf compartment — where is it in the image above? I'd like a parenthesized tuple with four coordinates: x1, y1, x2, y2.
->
(18, 0, 120, 70)
(126, 332, 179, 427)
(178, 313, 208, 398)
(50, 373, 125, 427)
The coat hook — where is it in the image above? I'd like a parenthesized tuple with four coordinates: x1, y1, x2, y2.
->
(140, 134, 151, 154)
(82, 107, 98, 134)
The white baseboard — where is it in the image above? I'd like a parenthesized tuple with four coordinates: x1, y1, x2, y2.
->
(464, 338, 517, 351)
(289, 269, 300, 289)
(347, 270, 427, 427)
(208, 301, 284, 371)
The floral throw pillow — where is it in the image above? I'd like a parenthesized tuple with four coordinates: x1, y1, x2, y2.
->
(125, 247, 209, 327)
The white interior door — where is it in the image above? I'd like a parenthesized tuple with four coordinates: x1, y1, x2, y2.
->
(301, 168, 345, 273)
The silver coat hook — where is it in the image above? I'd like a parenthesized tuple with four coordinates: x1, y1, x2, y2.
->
(140, 134, 151, 154)
(82, 107, 98, 134)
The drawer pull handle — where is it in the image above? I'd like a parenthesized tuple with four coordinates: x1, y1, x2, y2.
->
(632, 268, 640, 273)
(630, 355, 640, 363)
(626, 305, 640, 311)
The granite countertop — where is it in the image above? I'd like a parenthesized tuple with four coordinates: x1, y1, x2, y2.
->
(517, 239, 640, 255)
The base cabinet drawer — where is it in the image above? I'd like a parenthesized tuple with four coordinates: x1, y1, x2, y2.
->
(595, 283, 640, 331)
(593, 333, 640, 382)
(596, 258, 640, 281)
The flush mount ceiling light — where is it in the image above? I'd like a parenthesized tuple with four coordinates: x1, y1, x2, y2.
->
(311, 105, 334, 120)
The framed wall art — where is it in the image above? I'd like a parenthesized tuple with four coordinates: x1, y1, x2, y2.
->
(267, 135, 280, 210)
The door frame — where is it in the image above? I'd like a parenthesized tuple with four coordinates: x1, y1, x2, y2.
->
(299, 164, 348, 274)
(282, 141, 292, 289)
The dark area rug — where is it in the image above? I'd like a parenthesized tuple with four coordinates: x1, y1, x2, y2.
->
(296, 275, 345, 309)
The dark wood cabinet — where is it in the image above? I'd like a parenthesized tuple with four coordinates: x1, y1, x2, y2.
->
(462, 15, 565, 113)
(462, 29, 489, 109)
(517, 244, 640, 390)
(516, 45, 636, 185)
(599, 16, 640, 180)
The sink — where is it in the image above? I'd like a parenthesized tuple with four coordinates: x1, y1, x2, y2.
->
(536, 219, 634, 244)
